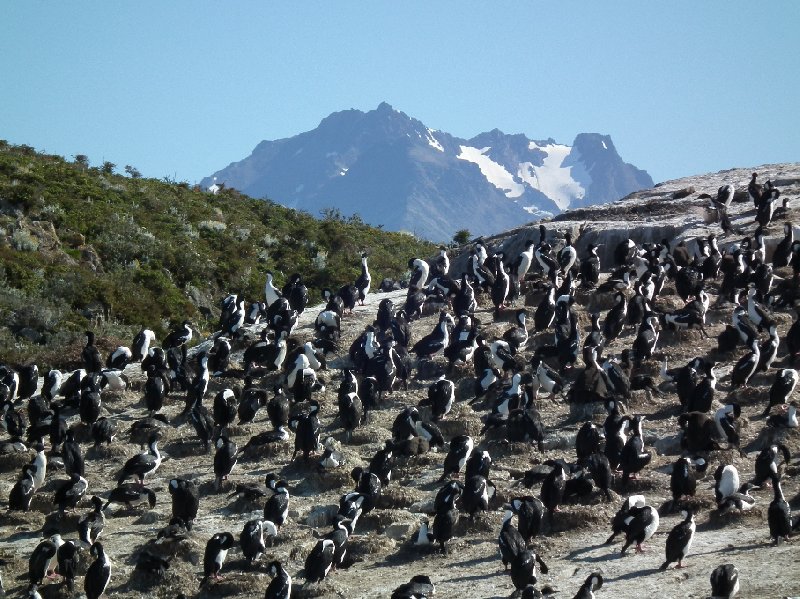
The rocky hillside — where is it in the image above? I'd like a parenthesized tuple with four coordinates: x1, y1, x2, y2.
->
(0, 162, 799, 599)
(0, 141, 434, 369)
(456, 162, 800, 273)
(202, 103, 653, 241)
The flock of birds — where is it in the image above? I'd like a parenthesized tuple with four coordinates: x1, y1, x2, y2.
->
(0, 172, 798, 598)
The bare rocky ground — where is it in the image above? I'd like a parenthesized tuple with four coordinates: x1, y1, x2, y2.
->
(2, 164, 800, 599)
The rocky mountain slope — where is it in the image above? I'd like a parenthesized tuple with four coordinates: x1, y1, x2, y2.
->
(1, 163, 799, 599)
(202, 103, 653, 241)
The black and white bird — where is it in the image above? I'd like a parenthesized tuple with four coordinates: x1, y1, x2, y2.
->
(730, 338, 760, 389)
(200, 532, 235, 587)
(324, 515, 353, 571)
(619, 502, 660, 555)
(660, 509, 696, 569)
(169, 478, 200, 530)
(510, 495, 546, 543)
(430, 483, 460, 554)
(530, 353, 564, 399)
(264, 478, 290, 531)
(56, 539, 79, 591)
(753, 444, 791, 489)
(710, 563, 739, 598)
(239, 518, 273, 566)
(632, 313, 659, 363)
(670, 456, 703, 506)
(408, 257, 430, 292)
(757, 322, 779, 372)
(461, 474, 495, 519)
(428, 377, 455, 421)
(8, 464, 36, 512)
(603, 292, 627, 342)
(767, 473, 792, 545)
(355, 252, 371, 306)
(213, 435, 238, 492)
(619, 415, 652, 486)
(304, 538, 335, 582)
(244, 330, 288, 375)
(29, 442, 46, 491)
(498, 508, 526, 570)
(338, 391, 363, 442)
(103, 483, 156, 511)
(606, 496, 646, 546)
(441, 435, 474, 480)
(163, 320, 192, 350)
(512, 239, 536, 283)
(264, 271, 282, 308)
(503, 309, 529, 354)
(535, 242, 560, 285)
(185, 352, 210, 413)
(28, 533, 63, 587)
(84, 542, 111, 599)
(540, 460, 567, 518)
(131, 328, 156, 362)
(212, 388, 237, 432)
(489, 254, 511, 316)
(572, 573, 603, 599)
(79, 496, 106, 546)
(54, 473, 88, 515)
(746, 286, 771, 330)
(773, 222, 794, 268)
(106, 346, 132, 370)
(265, 560, 292, 599)
(579, 244, 601, 289)
(411, 311, 453, 359)
(118, 435, 161, 485)
(714, 464, 756, 512)
(237, 377, 267, 424)
(767, 400, 799, 428)
(392, 575, 435, 599)
(62, 429, 84, 477)
(143, 367, 167, 415)
(289, 400, 321, 461)
(82, 331, 103, 373)
(509, 547, 548, 593)
(559, 231, 578, 274)
(282, 273, 309, 314)
(209, 336, 232, 376)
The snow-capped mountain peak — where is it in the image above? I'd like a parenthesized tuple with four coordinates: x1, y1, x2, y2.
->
(202, 103, 652, 241)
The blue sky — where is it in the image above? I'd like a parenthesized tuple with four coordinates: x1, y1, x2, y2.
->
(2, 2, 798, 186)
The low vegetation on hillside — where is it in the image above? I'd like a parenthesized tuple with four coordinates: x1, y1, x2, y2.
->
(0, 141, 435, 368)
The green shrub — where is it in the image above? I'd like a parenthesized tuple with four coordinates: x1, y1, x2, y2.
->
(0, 141, 436, 367)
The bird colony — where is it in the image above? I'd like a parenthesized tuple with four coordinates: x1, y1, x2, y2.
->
(1, 171, 800, 598)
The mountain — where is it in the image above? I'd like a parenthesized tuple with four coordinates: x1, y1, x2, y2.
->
(202, 102, 653, 241)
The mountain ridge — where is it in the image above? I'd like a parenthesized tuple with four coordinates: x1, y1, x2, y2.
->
(202, 103, 653, 241)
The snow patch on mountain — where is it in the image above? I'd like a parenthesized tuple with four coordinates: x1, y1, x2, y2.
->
(521, 142, 588, 211)
(457, 145, 525, 198)
(426, 129, 444, 152)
